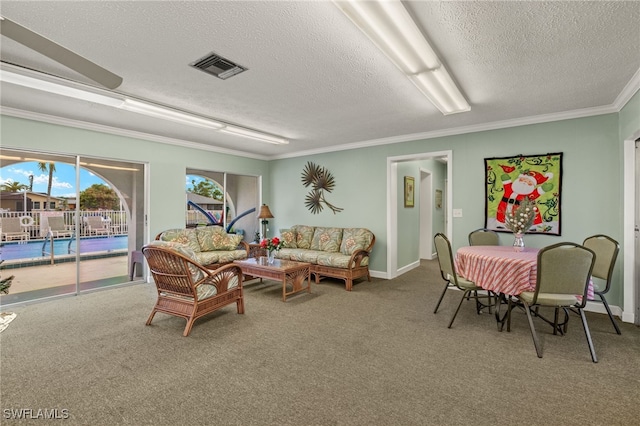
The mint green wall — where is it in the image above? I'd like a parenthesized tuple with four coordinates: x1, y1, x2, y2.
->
(270, 151, 391, 271)
(0, 115, 270, 238)
(2, 100, 636, 308)
(271, 113, 624, 305)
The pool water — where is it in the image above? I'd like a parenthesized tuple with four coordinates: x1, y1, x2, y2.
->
(0, 235, 128, 261)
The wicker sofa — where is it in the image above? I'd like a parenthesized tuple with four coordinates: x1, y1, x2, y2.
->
(155, 226, 249, 269)
(275, 225, 375, 291)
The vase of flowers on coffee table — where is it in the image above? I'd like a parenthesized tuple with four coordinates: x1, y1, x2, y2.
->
(260, 236, 283, 264)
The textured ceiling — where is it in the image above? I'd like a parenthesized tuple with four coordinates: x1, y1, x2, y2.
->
(1, 1, 639, 159)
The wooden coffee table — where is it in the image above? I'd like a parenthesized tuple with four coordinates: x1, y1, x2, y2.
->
(233, 257, 312, 302)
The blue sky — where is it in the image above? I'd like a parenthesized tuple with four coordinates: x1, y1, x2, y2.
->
(186, 175, 223, 191)
(1, 165, 215, 197)
(0, 162, 107, 197)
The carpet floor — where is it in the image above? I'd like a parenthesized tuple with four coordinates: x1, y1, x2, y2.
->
(1, 259, 638, 425)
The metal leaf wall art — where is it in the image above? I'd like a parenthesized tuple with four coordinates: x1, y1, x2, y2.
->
(301, 161, 343, 214)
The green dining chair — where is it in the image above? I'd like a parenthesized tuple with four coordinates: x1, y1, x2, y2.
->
(433, 233, 492, 328)
(519, 242, 597, 362)
(582, 234, 621, 334)
(468, 228, 499, 246)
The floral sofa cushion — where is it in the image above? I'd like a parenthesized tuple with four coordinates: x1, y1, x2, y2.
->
(316, 252, 369, 268)
(276, 248, 322, 264)
(146, 240, 204, 282)
(310, 227, 343, 252)
(340, 228, 374, 255)
(292, 225, 314, 249)
(157, 227, 248, 267)
(280, 228, 297, 248)
(158, 228, 201, 253)
(195, 251, 220, 266)
(196, 226, 243, 251)
(193, 247, 246, 266)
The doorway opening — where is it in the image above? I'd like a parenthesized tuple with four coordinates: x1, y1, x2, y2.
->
(387, 150, 452, 279)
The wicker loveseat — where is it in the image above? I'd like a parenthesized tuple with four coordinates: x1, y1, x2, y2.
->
(275, 225, 375, 291)
(155, 226, 249, 269)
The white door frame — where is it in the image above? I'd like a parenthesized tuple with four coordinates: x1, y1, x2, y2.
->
(623, 132, 640, 323)
(419, 168, 433, 259)
(387, 150, 453, 279)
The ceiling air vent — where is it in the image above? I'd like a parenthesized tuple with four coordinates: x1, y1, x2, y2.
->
(189, 52, 248, 80)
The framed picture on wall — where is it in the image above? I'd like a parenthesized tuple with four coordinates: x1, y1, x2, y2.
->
(484, 152, 562, 235)
(404, 176, 415, 208)
(435, 189, 443, 209)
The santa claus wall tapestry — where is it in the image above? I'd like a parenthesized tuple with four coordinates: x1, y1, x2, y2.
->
(484, 153, 562, 235)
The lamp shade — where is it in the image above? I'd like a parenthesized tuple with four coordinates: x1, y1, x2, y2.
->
(258, 204, 274, 219)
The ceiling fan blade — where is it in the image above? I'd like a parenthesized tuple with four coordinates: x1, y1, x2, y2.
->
(0, 17, 122, 89)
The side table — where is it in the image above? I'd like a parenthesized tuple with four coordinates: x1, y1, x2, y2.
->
(129, 250, 144, 281)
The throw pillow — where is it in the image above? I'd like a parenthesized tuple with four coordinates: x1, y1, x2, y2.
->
(340, 228, 373, 255)
(280, 228, 298, 248)
(311, 227, 343, 252)
(210, 232, 243, 250)
(293, 225, 314, 249)
(158, 228, 201, 253)
(195, 226, 226, 251)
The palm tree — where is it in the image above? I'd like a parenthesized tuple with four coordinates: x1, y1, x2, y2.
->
(37, 162, 56, 210)
(0, 181, 28, 192)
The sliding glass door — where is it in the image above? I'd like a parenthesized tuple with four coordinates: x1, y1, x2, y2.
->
(0, 148, 146, 306)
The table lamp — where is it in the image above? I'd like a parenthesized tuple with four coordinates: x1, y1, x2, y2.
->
(257, 204, 274, 239)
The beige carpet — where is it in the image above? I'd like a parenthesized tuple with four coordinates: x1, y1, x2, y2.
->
(1, 259, 638, 425)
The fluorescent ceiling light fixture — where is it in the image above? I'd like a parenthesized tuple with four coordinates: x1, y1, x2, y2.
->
(122, 100, 288, 144)
(1, 67, 289, 144)
(334, 0, 470, 115)
(220, 125, 289, 145)
(120, 99, 224, 130)
(0, 69, 124, 107)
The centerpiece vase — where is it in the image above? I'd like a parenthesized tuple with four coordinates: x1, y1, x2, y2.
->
(513, 233, 525, 252)
(268, 250, 276, 264)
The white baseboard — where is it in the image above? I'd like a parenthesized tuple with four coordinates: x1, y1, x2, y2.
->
(397, 261, 421, 276)
(621, 311, 636, 323)
(585, 300, 622, 318)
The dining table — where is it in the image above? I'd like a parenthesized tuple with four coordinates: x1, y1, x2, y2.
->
(455, 245, 594, 331)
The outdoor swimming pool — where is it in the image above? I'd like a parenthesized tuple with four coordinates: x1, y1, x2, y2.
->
(0, 235, 128, 262)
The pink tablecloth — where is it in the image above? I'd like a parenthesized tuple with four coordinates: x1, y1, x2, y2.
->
(455, 245, 594, 299)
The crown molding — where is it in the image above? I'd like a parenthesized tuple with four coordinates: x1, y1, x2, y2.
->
(3, 69, 638, 163)
(271, 101, 628, 160)
(0, 106, 270, 161)
(613, 67, 640, 111)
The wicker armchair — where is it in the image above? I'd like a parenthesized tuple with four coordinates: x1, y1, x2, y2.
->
(142, 244, 245, 336)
